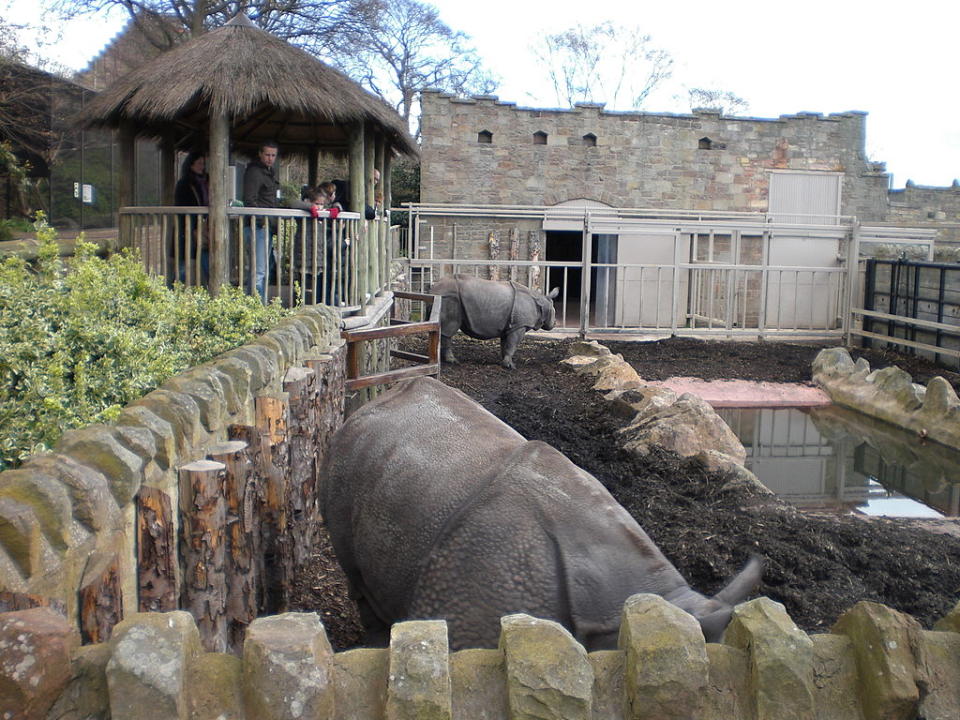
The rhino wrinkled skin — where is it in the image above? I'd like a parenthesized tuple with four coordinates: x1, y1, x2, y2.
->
(429, 274, 560, 369)
(321, 376, 763, 650)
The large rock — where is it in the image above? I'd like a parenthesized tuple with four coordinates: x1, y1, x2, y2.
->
(106, 610, 202, 720)
(450, 648, 509, 720)
(831, 601, 923, 720)
(242, 612, 335, 720)
(915, 629, 960, 720)
(619, 392, 746, 468)
(387, 620, 452, 720)
(189, 652, 244, 720)
(0, 607, 79, 719)
(588, 651, 625, 720)
(333, 647, 389, 720)
(724, 597, 815, 720)
(618, 593, 708, 720)
(702, 644, 752, 720)
(810, 634, 863, 720)
(500, 614, 592, 720)
(45, 641, 112, 720)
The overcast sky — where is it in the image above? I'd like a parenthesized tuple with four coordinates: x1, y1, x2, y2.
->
(5, 0, 958, 189)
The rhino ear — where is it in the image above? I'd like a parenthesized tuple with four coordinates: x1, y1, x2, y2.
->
(548, 287, 560, 300)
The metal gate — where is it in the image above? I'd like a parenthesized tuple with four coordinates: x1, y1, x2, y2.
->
(404, 204, 858, 339)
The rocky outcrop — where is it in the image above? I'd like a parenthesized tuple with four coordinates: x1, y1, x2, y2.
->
(560, 340, 756, 481)
(812, 346, 960, 450)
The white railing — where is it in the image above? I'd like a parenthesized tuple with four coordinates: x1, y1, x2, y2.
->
(118, 206, 393, 308)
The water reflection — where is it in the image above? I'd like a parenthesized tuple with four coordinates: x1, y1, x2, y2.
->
(716, 406, 960, 518)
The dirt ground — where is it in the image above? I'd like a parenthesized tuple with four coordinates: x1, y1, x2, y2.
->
(291, 335, 960, 650)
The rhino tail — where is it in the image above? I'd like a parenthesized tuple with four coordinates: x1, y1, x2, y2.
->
(712, 555, 764, 606)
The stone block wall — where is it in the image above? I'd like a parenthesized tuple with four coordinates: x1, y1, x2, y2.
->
(0, 306, 347, 650)
(9, 595, 960, 719)
(420, 91, 887, 220)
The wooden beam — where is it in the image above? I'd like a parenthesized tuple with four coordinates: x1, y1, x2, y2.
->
(208, 113, 230, 295)
(160, 134, 177, 206)
(117, 123, 136, 211)
(349, 124, 366, 305)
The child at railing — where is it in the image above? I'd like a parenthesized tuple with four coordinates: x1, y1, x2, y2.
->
(292, 186, 347, 305)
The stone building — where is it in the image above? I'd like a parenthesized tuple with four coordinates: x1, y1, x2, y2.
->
(419, 90, 958, 248)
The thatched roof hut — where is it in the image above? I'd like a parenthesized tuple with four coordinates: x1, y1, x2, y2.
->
(78, 14, 417, 157)
(78, 13, 415, 293)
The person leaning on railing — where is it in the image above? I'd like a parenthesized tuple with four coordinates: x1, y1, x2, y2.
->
(290, 184, 349, 305)
(242, 140, 280, 301)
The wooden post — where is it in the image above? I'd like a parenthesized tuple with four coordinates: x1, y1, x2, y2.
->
(365, 126, 377, 299)
(349, 125, 366, 306)
(137, 486, 177, 612)
(382, 148, 392, 284)
(308, 146, 318, 188)
(208, 440, 256, 654)
(283, 367, 318, 566)
(254, 392, 291, 611)
(208, 112, 230, 295)
(179, 459, 227, 652)
(79, 552, 122, 644)
(160, 134, 177, 206)
(117, 123, 136, 212)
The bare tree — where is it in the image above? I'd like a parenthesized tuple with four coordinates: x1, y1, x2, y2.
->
(325, 0, 497, 135)
(687, 87, 750, 116)
(48, 0, 360, 52)
(533, 22, 672, 110)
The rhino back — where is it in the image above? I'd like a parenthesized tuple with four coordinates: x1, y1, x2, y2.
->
(409, 440, 689, 649)
(320, 377, 526, 621)
(431, 275, 518, 338)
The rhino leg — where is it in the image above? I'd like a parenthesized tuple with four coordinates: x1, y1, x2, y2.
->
(439, 296, 462, 364)
(500, 328, 525, 369)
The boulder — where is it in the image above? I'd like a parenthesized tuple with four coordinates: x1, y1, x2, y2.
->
(619, 593, 708, 720)
(724, 597, 815, 720)
(0, 607, 79, 719)
(500, 614, 592, 720)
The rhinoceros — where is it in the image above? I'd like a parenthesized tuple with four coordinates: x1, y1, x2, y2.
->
(429, 274, 559, 369)
(320, 376, 763, 651)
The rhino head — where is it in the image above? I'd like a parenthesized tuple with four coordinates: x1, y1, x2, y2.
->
(535, 287, 560, 331)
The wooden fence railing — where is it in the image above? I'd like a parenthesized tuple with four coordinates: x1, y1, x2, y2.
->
(341, 291, 441, 390)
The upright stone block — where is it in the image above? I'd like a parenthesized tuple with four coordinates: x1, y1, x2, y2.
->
(702, 644, 752, 720)
(589, 650, 625, 720)
(725, 597, 815, 720)
(189, 652, 244, 720)
(500, 614, 592, 720)
(0, 607, 79, 719)
(106, 611, 201, 720)
(387, 620, 451, 720)
(242, 612, 335, 720)
(46, 641, 111, 720)
(811, 633, 864, 720)
(915, 629, 960, 720)
(831, 601, 922, 720)
(334, 647, 389, 720)
(450, 648, 509, 720)
(618, 593, 708, 720)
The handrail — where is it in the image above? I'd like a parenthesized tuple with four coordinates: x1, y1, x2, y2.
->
(341, 291, 441, 390)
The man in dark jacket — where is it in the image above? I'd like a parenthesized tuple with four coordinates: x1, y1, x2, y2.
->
(242, 141, 280, 300)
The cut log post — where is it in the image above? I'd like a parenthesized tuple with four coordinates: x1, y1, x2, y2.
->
(179, 459, 227, 652)
(284, 367, 318, 567)
(136, 485, 177, 612)
(79, 552, 122, 644)
(208, 440, 257, 655)
(254, 393, 291, 611)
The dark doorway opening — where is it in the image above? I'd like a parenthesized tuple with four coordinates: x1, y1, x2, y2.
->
(545, 230, 618, 327)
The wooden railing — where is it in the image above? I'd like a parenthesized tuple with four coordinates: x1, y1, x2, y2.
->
(341, 291, 441, 390)
(118, 206, 392, 307)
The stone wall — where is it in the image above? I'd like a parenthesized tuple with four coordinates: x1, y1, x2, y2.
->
(0, 306, 346, 649)
(419, 92, 960, 254)
(420, 91, 888, 220)
(8, 596, 960, 719)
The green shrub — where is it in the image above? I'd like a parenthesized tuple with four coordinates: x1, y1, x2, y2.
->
(0, 215, 291, 470)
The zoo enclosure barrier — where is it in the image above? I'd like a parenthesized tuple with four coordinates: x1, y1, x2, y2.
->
(118, 206, 395, 308)
(401, 203, 940, 344)
(852, 257, 960, 371)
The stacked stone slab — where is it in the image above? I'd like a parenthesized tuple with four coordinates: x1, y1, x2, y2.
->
(0, 305, 346, 648)
(8, 597, 959, 718)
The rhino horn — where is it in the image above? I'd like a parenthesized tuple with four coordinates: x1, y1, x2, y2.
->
(712, 555, 764, 606)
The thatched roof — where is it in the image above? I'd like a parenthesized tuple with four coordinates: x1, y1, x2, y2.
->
(78, 14, 417, 157)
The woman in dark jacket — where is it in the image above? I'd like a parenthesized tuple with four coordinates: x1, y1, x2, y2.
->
(174, 151, 209, 283)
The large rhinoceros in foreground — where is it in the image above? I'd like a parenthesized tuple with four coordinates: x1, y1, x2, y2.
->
(321, 376, 763, 650)
(429, 274, 559, 368)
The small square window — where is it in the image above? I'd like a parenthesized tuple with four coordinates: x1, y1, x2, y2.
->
(477, 130, 493, 144)
(582, 133, 597, 147)
(533, 131, 548, 145)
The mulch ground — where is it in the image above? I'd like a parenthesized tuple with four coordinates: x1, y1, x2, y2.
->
(291, 335, 960, 650)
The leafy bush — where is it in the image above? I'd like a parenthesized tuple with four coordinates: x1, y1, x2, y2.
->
(0, 215, 291, 470)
